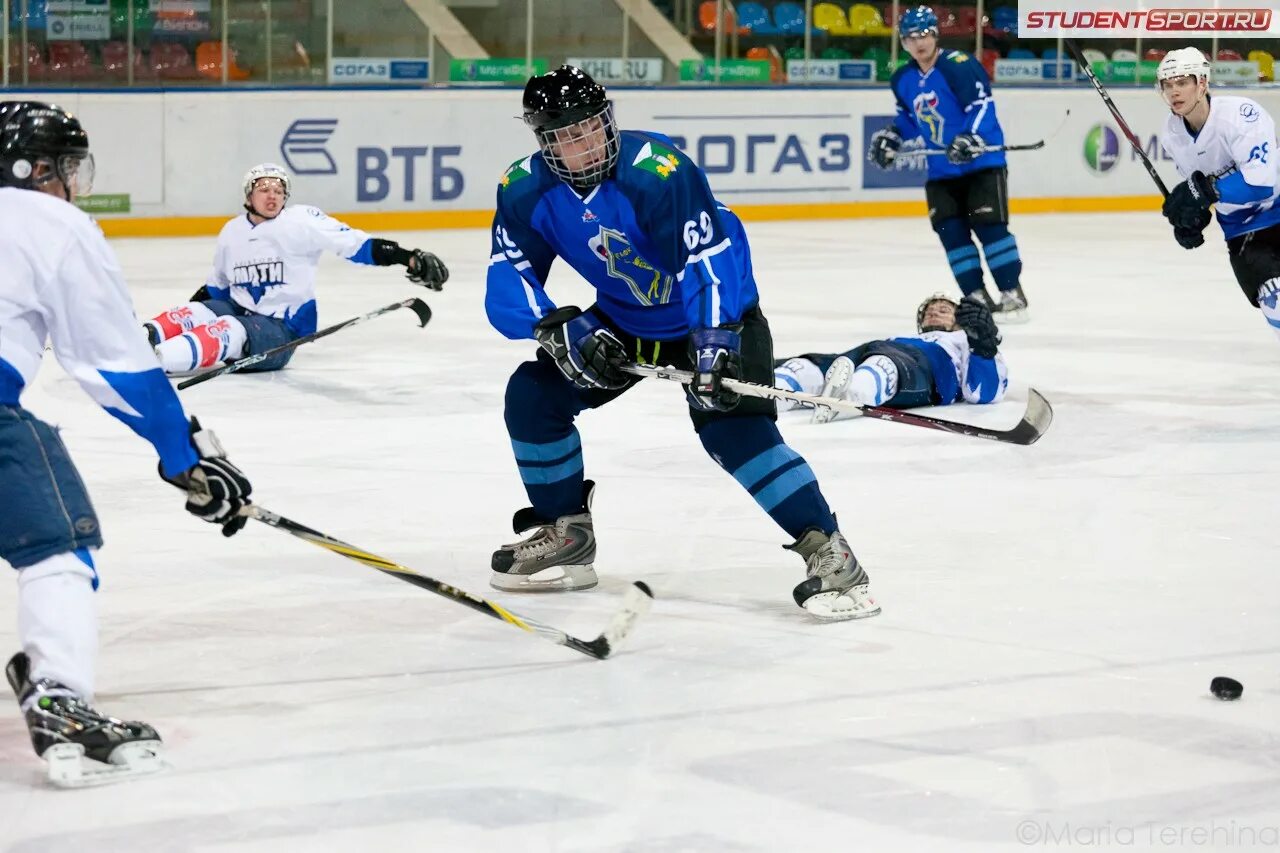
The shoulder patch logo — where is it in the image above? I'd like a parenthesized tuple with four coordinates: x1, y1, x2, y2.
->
(632, 141, 681, 180)
(500, 155, 533, 190)
(950, 52, 969, 63)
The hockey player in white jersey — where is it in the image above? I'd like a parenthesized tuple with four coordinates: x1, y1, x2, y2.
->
(774, 293, 1007, 423)
(144, 163, 449, 374)
(1157, 48, 1280, 342)
(0, 101, 253, 786)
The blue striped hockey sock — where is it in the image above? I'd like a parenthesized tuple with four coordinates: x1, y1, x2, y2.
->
(698, 416, 836, 539)
(935, 218, 985, 296)
(974, 224, 1023, 292)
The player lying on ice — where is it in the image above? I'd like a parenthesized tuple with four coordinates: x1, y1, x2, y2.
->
(144, 163, 449, 375)
(774, 293, 1008, 423)
(485, 66, 878, 621)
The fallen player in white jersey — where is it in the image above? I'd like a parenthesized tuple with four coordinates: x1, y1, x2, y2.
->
(774, 293, 1008, 423)
(144, 162, 449, 374)
(1156, 48, 1280, 343)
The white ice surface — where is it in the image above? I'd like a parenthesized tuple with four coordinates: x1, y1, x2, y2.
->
(2, 214, 1279, 852)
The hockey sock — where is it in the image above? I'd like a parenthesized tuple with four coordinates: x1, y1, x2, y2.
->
(698, 416, 836, 540)
(773, 358, 825, 409)
(1257, 279, 1280, 344)
(17, 549, 98, 704)
(850, 355, 898, 406)
(973, 224, 1023, 292)
(934, 218, 985, 296)
(505, 360, 588, 520)
(155, 317, 248, 372)
(145, 301, 220, 343)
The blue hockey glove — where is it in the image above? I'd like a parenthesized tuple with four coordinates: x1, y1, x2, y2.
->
(868, 128, 903, 169)
(1162, 171, 1218, 230)
(535, 306, 629, 391)
(686, 327, 742, 412)
(946, 132, 985, 165)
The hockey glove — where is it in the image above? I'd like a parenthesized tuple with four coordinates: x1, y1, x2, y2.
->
(405, 248, 449, 291)
(1162, 171, 1218, 229)
(686, 327, 742, 412)
(956, 295, 1002, 358)
(946, 132, 986, 165)
(535, 306, 629, 391)
(162, 418, 253, 537)
(868, 128, 903, 169)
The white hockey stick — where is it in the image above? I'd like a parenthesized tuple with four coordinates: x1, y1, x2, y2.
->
(622, 363, 1053, 446)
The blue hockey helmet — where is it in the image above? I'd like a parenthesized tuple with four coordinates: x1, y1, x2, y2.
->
(898, 5, 939, 38)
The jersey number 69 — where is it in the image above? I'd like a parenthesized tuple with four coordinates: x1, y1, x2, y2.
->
(683, 211, 714, 251)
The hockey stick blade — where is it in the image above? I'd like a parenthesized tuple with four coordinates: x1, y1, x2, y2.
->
(240, 505, 652, 660)
(177, 297, 431, 390)
(621, 363, 1053, 446)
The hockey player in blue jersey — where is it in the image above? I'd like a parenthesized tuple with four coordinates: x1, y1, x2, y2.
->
(868, 6, 1029, 321)
(774, 293, 1008, 423)
(485, 66, 877, 621)
(0, 101, 252, 784)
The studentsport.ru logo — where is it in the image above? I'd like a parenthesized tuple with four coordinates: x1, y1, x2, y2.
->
(1021, 7, 1272, 34)
(1083, 124, 1120, 174)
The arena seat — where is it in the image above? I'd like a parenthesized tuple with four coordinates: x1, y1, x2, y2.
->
(47, 41, 97, 81)
(737, 1, 776, 33)
(1248, 49, 1273, 81)
(813, 2, 855, 34)
(196, 40, 251, 81)
(848, 3, 893, 35)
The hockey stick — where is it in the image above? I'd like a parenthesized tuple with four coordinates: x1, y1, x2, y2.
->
(622, 363, 1053, 446)
(917, 110, 1070, 156)
(176, 297, 432, 390)
(240, 504, 654, 660)
(1065, 39, 1170, 197)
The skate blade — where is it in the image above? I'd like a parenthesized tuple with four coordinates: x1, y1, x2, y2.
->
(800, 589, 882, 622)
(45, 740, 168, 789)
(994, 308, 1030, 325)
(489, 564, 598, 593)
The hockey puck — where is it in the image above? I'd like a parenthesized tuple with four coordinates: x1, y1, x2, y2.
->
(1210, 676, 1243, 701)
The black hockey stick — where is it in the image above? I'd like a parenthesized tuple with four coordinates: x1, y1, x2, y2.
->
(1065, 39, 1169, 197)
(622, 363, 1053, 446)
(918, 111, 1069, 156)
(176, 297, 432, 390)
(240, 504, 654, 660)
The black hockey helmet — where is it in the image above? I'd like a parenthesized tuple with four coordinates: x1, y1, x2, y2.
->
(522, 65, 619, 190)
(0, 100, 93, 201)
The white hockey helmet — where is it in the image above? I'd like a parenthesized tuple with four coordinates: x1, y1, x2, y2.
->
(242, 162, 291, 201)
(1156, 47, 1211, 86)
(916, 292, 959, 332)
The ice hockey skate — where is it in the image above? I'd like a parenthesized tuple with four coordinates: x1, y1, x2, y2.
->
(6, 653, 166, 788)
(787, 529, 880, 620)
(993, 285, 1029, 324)
(812, 356, 862, 425)
(491, 481, 598, 592)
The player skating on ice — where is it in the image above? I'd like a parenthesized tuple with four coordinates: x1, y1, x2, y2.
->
(774, 293, 1007, 423)
(0, 101, 253, 785)
(485, 66, 877, 621)
(144, 163, 448, 375)
(1157, 48, 1280, 343)
(867, 6, 1029, 321)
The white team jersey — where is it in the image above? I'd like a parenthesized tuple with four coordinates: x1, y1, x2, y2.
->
(0, 188, 197, 476)
(204, 204, 372, 336)
(907, 329, 1008, 404)
(1161, 96, 1280, 239)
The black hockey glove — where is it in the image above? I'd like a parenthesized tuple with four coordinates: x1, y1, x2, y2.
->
(535, 306, 629, 391)
(956, 295, 1002, 358)
(687, 327, 742, 412)
(189, 284, 212, 302)
(1162, 171, 1218, 230)
(947, 132, 985, 165)
(867, 128, 903, 169)
(161, 418, 253, 537)
(405, 248, 449, 291)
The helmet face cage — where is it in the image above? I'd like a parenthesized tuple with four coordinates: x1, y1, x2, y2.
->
(1156, 49, 1210, 101)
(530, 101, 620, 190)
(242, 163, 291, 202)
(917, 293, 959, 332)
(0, 101, 92, 200)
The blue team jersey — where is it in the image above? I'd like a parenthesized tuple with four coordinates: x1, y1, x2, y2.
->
(890, 49, 1007, 181)
(485, 130, 759, 341)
